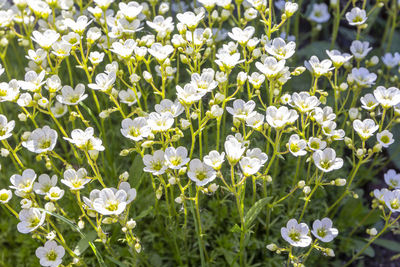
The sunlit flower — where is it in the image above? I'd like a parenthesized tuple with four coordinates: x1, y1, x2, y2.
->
(143, 150, 167, 175)
(33, 174, 58, 195)
(311, 218, 338, 242)
(373, 86, 400, 108)
(288, 134, 307, 157)
(187, 159, 216, 186)
(35, 240, 65, 267)
(350, 67, 377, 87)
(0, 114, 14, 140)
(61, 168, 90, 190)
(345, 7, 367, 26)
(118, 182, 137, 204)
(266, 106, 298, 129)
(121, 117, 151, 141)
(227, 99, 256, 120)
(204, 150, 225, 170)
(22, 126, 58, 154)
(0, 189, 12, 204)
(350, 40, 372, 61)
(313, 148, 343, 172)
(224, 135, 246, 165)
(384, 169, 400, 189)
(228, 26, 255, 45)
(384, 189, 400, 212)
(360, 93, 379, 110)
(377, 130, 394, 148)
(147, 112, 174, 132)
(281, 219, 311, 247)
(326, 50, 353, 68)
(164, 146, 190, 169)
(255, 56, 286, 78)
(64, 127, 104, 151)
(265, 37, 296, 60)
(353, 119, 378, 140)
(17, 208, 46, 234)
(93, 188, 127, 216)
(291, 92, 320, 113)
(304, 56, 333, 76)
(56, 84, 88, 105)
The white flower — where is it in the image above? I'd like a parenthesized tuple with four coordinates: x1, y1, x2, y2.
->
(51, 42, 72, 58)
(360, 93, 379, 110)
(308, 3, 330, 23)
(227, 99, 256, 120)
(45, 75, 62, 93)
(118, 89, 141, 106)
(187, 159, 216, 186)
(61, 168, 90, 190)
(93, 188, 127, 215)
(94, 0, 114, 9)
(119, 2, 143, 21)
(350, 40, 372, 61)
(266, 106, 298, 129)
(248, 72, 265, 89)
(311, 218, 338, 242)
(246, 148, 268, 164)
(204, 150, 225, 170)
(313, 148, 343, 172)
(291, 92, 320, 113)
(215, 52, 243, 70)
(284, 2, 299, 16)
(56, 84, 88, 105)
(110, 39, 136, 59)
(377, 130, 394, 148)
(384, 189, 400, 212)
(118, 182, 137, 204)
(304, 56, 333, 76)
(22, 126, 58, 154)
(88, 51, 105, 65)
(381, 52, 400, 68)
(148, 43, 174, 62)
(0, 114, 14, 140)
(345, 7, 367, 26)
(288, 134, 307, 157)
(64, 127, 104, 151)
(255, 56, 286, 78)
(19, 70, 46, 92)
(321, 121, 338, 137)
(154, 99, 184, 117)
(0, 189, 12, 204)
(26, 49, 47, 64)
(350, 68, 377, 87)
(64, 15, 92, 34)
(88, 72, 116, 92)
(224, 135, 246, 165)
(281, 219, 312, 247)
(164, 146, 190, 169)
(265, 38, 296, 60)
(146, 16, 174, 33)
(121, 117, 151, 141)
(239, 157, 262, 176)
(246, 112, 264, 129)
(384, 169, 400, 188)
(82, 189, 100, 215)
(50, 102, 68, 118)
(190, 69, 218, 93)
(374, 188, 389, 202)
(373, 86, 400, 108)
(247, 0, 266, 10)
(228, 26, 255, 45)
(10, 169, 37, 196)
(143, 150, 167, 175)
(353, 119, 378, 140)
(176, 83, 204, 105)
(0, 80, 20, 102)
(17, 208, 46, 234)
(46, 187, 64, 201)
(147, 112, 174, 132)
(326, 50, 353, 68)
(177, 11, 204, 29)
(35, 240, 65, 267)
(33, 174, 58, 195)
(31, 30, 60, 50)
(312, 107, 336, 125)
(308, 137, 327, 151)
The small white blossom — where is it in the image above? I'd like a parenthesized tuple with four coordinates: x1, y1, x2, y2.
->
(255, 56, 286, 78)
(381, 52, 400, 68)
(204, 150, 225, 170)
(281, 219, 312, 247)
(308, 3, 330, 23)
(164, 146, 190, 169)
(373, 86, 400, 108)
(304, 56, 333, 76)
(313, 148, 343, 172)
(377, 130, 394, 148)
(35, 240, 65, 267)
(33, 174, 58, 195)
(266, 106, 298, 129)
(227, 99, 256, 120)
(265, 38, 296, 60)
(384, 189, 400, 212)
(22, 126, 58, 154)
(61, 168, 90, 190)
(56, 84, 88, 105)
(143, 150, 167, 175)
(345, 7, 367, 26)
(121, 117, 151, 141)
(350, 40, 372, 61)
(187, 159, 216, 186)
(311, 218, 338, 242)
(0, 115, 15, 140)
(93, 188, 128, 215)
(147, 112, 174, 132)
(384, 169, 400, 188)
(288, 134, 307, 157)
(360, 93, 379, 110)
(353, 119, 378, 140)
(0, 189, 12, 204)
(17, 208, 46, 234)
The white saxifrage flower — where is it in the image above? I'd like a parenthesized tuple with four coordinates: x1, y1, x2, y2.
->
(311, 218, 338, 242)
(10, 169, 37, 196)
(313, 148, 343, 172)
(353, 119, 378, 140)
(119, 89, 141, 106)
(0, 189, 12, 204)
(164, 146, 190, 169)
(155, 99, 184, 117)
(384, 169, 400, 189)
(228, 26, 255, 45)
(187, 159, 216, 186)
(281, 219, 312, 247)
(360, 93, 379, 110)
(345, 7, 367, 26)
(190, 69, 218, 94)
(350, 40, 372, 61)
(148, 43, 174, 62)
(64, 127, 104, 151)
(19, 70, 46, 92)
(381, 52, 400, 68)
(248, 72, 265, 89)
(176, 11, 204, 30)
(93, 188, 128, 215)
(88, 72, 116, 92)
(308, 3, 330, 23)
(246, 148, 268, 164)
(246, 112, 264, 129)
(22, 126, 58, 153)
(373, 86, 400, 108)
(176, 83, 204, 105)
(33, 174, 58, 195)
(291, 92, 320, 113)
(308, 137, 327, 151)
(304, 56, 333, 76)
(56, 84, 88, 105)
(377, 130, 394, 148)
(383, 189, 400, 212)
(118, 182, 137, 204)
(0, 114, 15, 140)
(224, 135, 246, 165)
(350, 67, 377, 87)
(121, 117, 151, 141)
(46, 187, 64, 201)
(326, 50, 353, 68)
(61, 168, 90, 190)
(288, 134, 307, 157)
(143, 150, 167, 175)
(265, 37, 296, 60)
(266, 106, 298, 129)
(17, 207, 46, 234)
(215, 52, 243, 70)
(239, 157, 262, 176)
(226, 99, 256, 120)
(255, 56, 286, 78)
(31, 30, 60, 50)
(204, 150, 225, 170)
(35, 240, 65, 267)
(147, 112, 174, 132)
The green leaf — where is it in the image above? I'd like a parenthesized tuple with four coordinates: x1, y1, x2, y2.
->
(353, 239, 375, 257)
(74, 230, 97, 256)
(374, 238, 400, 252)
(105, 256, 130, 267)
(135, 206, 153, 220)
(230, 224, 241, 233)
(244, 197, 272, 229)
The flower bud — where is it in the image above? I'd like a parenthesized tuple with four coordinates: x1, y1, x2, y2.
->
(373, 143, 382, 153)
(126, 219, 136, 229)
(298, 180, 305, 188)
(178, 167, 187, 176)
(135, 243, 141, 253)
(303, 186, 311, 195)
(349, 107, 359, 120)
(266, 243, 277, 251)
(143, 71, 153, 83)
(335, 178, 346, 186)
(119, 171, 129, 182)
(175, 196, 183, 204)
(78, 220, 85, 229)
(45, 202, 56, 212)
(120, 149, 130, 156)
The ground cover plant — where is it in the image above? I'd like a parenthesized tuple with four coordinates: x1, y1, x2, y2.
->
(0, 0, 400, 266)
